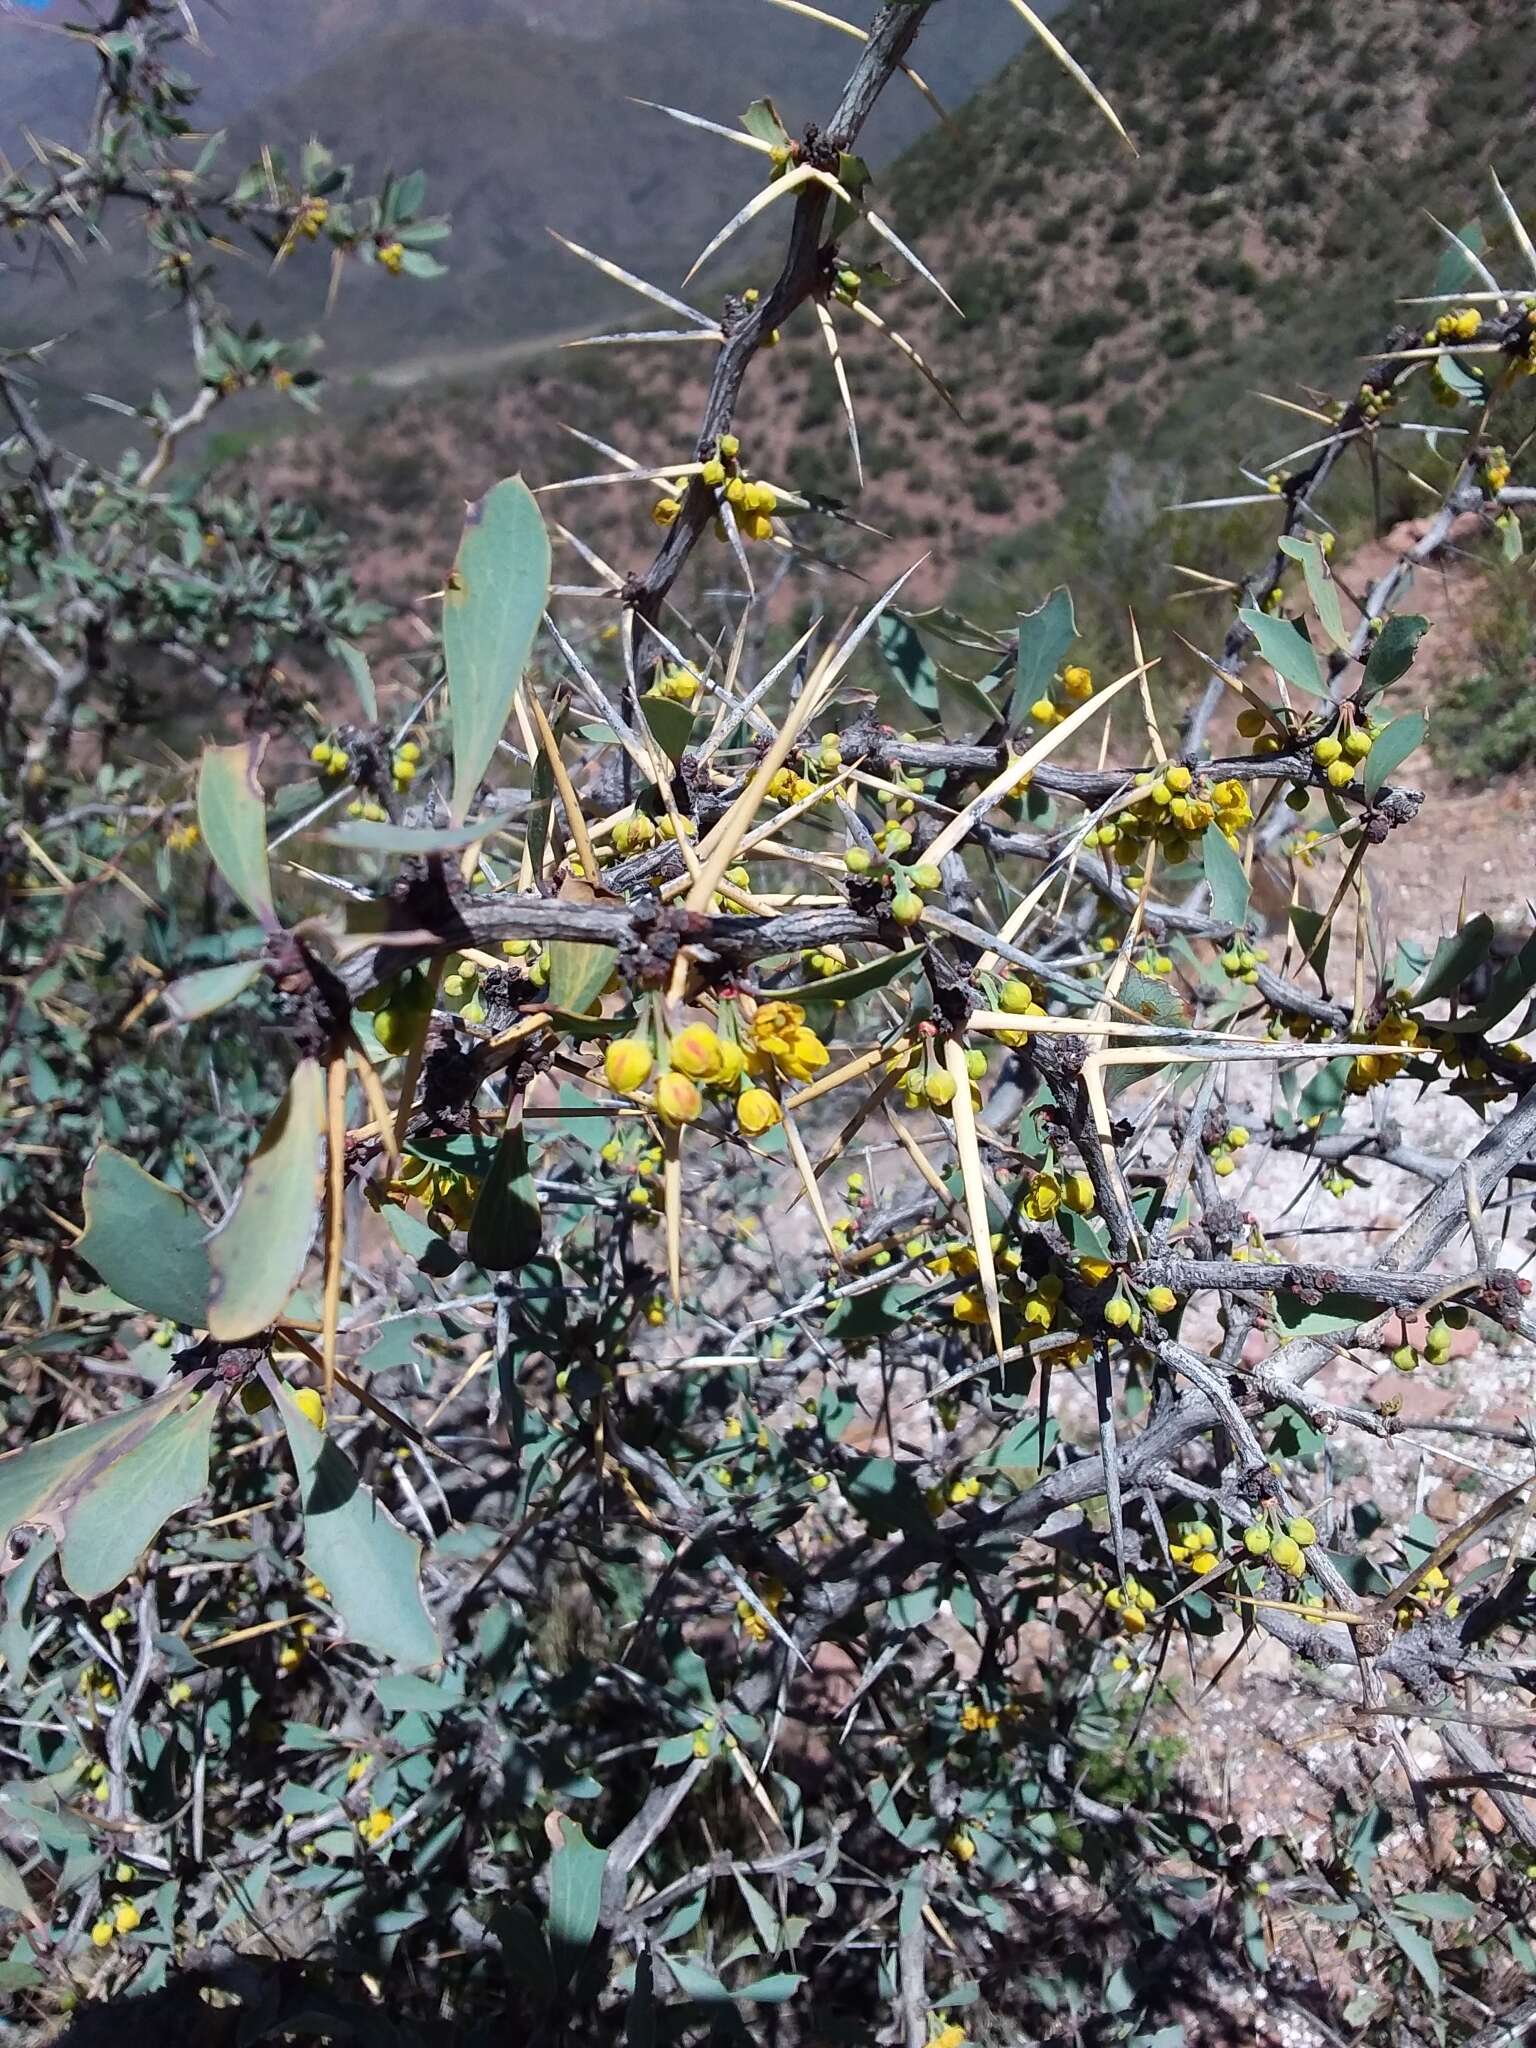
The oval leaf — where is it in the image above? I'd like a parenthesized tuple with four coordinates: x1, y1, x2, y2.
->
(877, 613, 940, 721)
(466, 1124, 543, 1273)
(1363, 711, 1426, 800)
(162, 959, 264, 1024)
(59, 1389, 217, 1599)
(78, 1147, 211, 1327)
(1201, 823, 1250, 930)
(1008, 586, 1076, 729)
(0, 1390, 187, 1558)
(445, 476, 551, 825)
(197, 738, 277, 928)
(1237, 609, 1328, 699)
(545, 1813, 608, 1986)
(273, 1381, 440, 1669)
(312, 819, 503, 855)
(206, 1059, 326, 1341)
(1360, 614, 1429, 704)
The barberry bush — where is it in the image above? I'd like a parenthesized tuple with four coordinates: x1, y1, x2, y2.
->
(4, 4, 1536, 2044)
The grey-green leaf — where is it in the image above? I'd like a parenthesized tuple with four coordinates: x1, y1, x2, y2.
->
(546, 1814, 608, 1986)
(1009, 586, 1076, 729)
(1360, 615, 1429, 703)
(162, 959, 264, 1024)
(333, 638, 377, 721)
(1414, 915, 1495, 1006)
(59, 1391, 217, 1598)
(1278, 535, 1348, 650)
(206, 1059, 326, 1341)
(466, 1125, 543, 1272)
(639, 691, 697, 766)
(877, 613, 940, 721)
(313, 820, 502, 854)
(1363, 711, 1426, 799)
(1237, 609, 1328, 699)
(197, 738, 277, 928)
(1201, 824, 1250, 930)
(274, 1381, 440, 1669)
(444, 476, 551, 824)
(78, 1147, 211, 1327)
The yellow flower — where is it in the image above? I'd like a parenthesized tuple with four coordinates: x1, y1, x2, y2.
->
(1061, 664, 1094, 701)
(91, 1919, 115, 1948)
(293, 1387, 326, 1432)
(358, 1809, 394, 1844)
(605, 1038, 654, 1095)
(654, 1071, 703, 1125)
(926, 2025, 967, 2048)
(750, 1001, 829, 1083)
(113, 1900, 141, 1935)
(951, 1290, 990, 1326)
(670, 1022, 728, 1083)
(737, 1087, 782, 1136)
(1061, 1171, 1095, 1215)
(1024, 1172, 1061, 1223)
(377, 241, 405, 275)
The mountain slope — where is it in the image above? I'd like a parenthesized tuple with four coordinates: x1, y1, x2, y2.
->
(247, 0, 1536, 647)
(0, 0, 1040, 407)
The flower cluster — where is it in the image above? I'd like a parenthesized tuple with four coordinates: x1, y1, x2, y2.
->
(1028, 660, 1095, 727)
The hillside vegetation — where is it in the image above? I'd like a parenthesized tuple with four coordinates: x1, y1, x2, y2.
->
(0, 0, 1032, 415)
(256, 0, 1536, 664)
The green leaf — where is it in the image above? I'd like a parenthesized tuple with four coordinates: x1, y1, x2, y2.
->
(444, 476, 551, 824)
(844, 1455, 932, 1539)
(739, 97, 791, 147)
(736, 1973, 805, 2003)
(1360, 615, 1429, 704)
(0, 1391, 187, 1558)
(1386, 1914, 1441, 2000)
(1289, 903, 1332, 979)
(877, 613, 940, 720)
(312, 819, 502, 854)
(1467, 927, 1536, 1032)
(546, 941, 617, 1017)
(1501, 511, 1523, 562)
(1398, 1890, 1477, 1924)
(1278, 535, 1348, 650)
(332, 639, 377, 721)
(1201, 824, 1250, 929)
(197, 738, 277, 928)
(639, 691, 697, 766)
(466, 1125, 543, 1272)
(59, 1390, 217, 1599)
(1433, 219, 1484, 296)
(1009, 586, 1076, 729)
(1237, 609, 1328, 698)
(768, 948, 921, 1006)
(162, 959, 264, 1024)
(274, 1380, 439, 1669)
(1275, 1290, 1384, 1336)
(207, 1059, 327, 1341)
(78, 1147, 211, 1326)
(1364, 712, 1426, 799)
(546, 1814, 608, 1986)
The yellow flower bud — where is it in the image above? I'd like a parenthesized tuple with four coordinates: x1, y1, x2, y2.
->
(670, 1023, 728, 1083)
(604, 1038, 654, 1095)
(737, 1087, 782, 1136)
(293, 1387, 326, 1433)
(655, 1071, 703, 1125)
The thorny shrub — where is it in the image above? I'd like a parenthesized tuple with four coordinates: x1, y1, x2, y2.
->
(3, 4, 1536, 2045)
